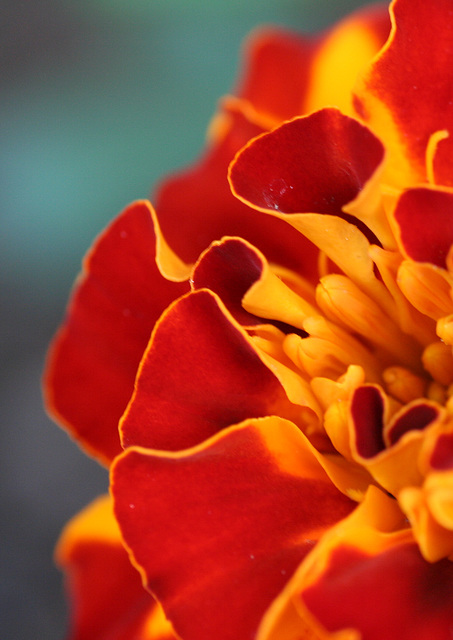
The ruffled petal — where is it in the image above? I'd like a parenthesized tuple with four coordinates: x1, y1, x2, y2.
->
(301, 535, 453, 640)
(229, 108, 394, 301)
(354, 0, 453, 186)
(153, 99, 320, 281)
(192, 236, 315, 333)
(260, 487, 453, 640)
(236, 27, 318, 125)
(191, 236, 271, 327)
(398, 425, 453, 562)
(303, 543, 453, 640)
(120, 289, 312, 451)
(112, 417, 354, 640)
(229, 108, 384, 219)
(55, 495, 176, 640)
(44, 201, 189, 465)
(348, 385, 446, 496)
(304, 4, 390, 117)
(237, 5, 389, 123)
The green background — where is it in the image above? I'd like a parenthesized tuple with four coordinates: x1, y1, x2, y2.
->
(1, 1, 370, 637)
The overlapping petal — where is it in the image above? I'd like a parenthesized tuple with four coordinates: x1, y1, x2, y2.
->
(302, 4, 390, 117)
(399, 424, 453, 561)
(120, 289, 316, 451)
(44, 201, 189, 464)
(153, 100, 319, 282)
(229, 108, 397, 303)
(348, 384, 446, 496)
(354, 0, 453, 186)
(153, 3, 390, 281)
(191, 237, 271, 327)
(192, 236, 316, 332)
(302, 541, 453, 640)
(229, 107, 384, 219)
(259, 487, 453, 640)
(237, 4, 389, 122)
(112, 417, 354, 640)
(55, 494, 176, 640)
(46, 0, 453, 638)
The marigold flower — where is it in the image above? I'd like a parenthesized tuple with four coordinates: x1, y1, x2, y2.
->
(45, 1, 453, 638)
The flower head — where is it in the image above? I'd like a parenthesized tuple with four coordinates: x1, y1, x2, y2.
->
(45, 1, 453, 639)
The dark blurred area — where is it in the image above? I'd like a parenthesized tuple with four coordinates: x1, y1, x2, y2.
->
(0, 1, 368, 637)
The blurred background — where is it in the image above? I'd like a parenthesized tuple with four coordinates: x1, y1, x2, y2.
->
(1, 0, 369, 636)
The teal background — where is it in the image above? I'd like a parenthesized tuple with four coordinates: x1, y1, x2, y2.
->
(1, 1, 369, 637)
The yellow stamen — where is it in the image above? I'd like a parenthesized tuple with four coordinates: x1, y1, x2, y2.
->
(437, 315, 453, 346)
(422, 342, 453, 386)
(317, 273, 423, 372)
(383, 366, 427, 404)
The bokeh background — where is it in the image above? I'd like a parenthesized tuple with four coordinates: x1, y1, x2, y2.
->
(1, 0, 370, 637)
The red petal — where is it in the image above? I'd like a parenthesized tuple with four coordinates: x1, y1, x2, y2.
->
(192, 237, 308, 335)
(236, 27, 318, 123)
(120, 289, 304, 451)
(237, 6, 389, 123)
(56, 496, 176, 640)
(355, 0, 453, 185)
(112, 418, 354, 640)
(192, 237, 264, 326)
(350, 385, 385, 459)
(44, 201, 189, 464)
(393, 187, 453, 268)
(154, 101, 320, 282)
(387, 402, 440, 446)
(229, 108, 384, 227)
(302, 541, 453, 640)
(351, 385, 441, 464)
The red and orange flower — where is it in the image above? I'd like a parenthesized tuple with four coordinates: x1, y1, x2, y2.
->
(45, 1, 453, 638)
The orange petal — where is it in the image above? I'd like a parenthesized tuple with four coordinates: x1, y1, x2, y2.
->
(349, 386, 445, 496)
(112, 417, 354, 640)
(44, 201, 189, 465)
(399, 478, 453, 562)
(429, 430, 453, 471)
(397, 259, 453, 322)
(55, 495, 176, 640)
